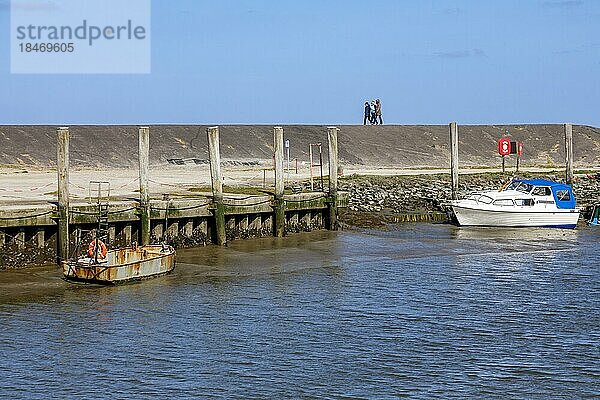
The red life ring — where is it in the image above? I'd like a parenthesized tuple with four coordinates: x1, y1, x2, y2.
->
(88, 239, 108, 259)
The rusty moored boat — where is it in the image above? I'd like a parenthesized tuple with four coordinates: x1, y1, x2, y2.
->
(62, 244, 176, 284)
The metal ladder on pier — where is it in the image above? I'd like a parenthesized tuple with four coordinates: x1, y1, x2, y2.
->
(89, 181, 111, 262)
(309, 143, 324, 192)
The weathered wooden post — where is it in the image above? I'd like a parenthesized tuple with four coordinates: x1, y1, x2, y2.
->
(565, 123, 574, 185)
(327, 126, 339, 230)
(34, 229, 45, 249)
(138, 126, 151, 245)
(15, 230, 25, 250)
(274, 126, 286, 237)
(57, 127, 70, 262)
(207, 126, 227, 246)
(449, 122, 459, 200)
(123, 224, 132, 244)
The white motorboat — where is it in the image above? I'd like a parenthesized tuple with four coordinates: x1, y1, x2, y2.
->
(450, 179, 580, 229)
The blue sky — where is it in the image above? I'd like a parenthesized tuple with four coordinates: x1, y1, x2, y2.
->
(1, 0, 599, 125)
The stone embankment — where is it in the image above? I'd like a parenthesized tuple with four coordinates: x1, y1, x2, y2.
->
(338, 172, 600, 226)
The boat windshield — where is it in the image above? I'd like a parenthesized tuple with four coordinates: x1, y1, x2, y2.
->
(504, 181, 533, 193)
(504, 181, 519, 191)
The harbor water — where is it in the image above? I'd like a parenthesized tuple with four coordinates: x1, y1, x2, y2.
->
(0, 224, 598, 398)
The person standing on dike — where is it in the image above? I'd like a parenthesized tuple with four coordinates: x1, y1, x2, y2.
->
(370, 100, 377, 124)
(363, 101, 371, 125)
(376, 99, 383, 125)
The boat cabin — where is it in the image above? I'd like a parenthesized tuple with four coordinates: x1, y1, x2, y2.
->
(464, 179, 576, 210)
(502, 179, 576, 209)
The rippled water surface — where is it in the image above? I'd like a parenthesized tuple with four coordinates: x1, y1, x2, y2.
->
(1, 224, 599, 399)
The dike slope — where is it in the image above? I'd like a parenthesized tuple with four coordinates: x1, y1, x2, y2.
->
(1, 124, 599, 169)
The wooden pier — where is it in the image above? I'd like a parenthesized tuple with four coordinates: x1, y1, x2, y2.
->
(0, 126, 347, 269)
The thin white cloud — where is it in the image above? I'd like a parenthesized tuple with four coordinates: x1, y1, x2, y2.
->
(434, 49, 486, 58)
(443, 7, 461, 15)
(553, 42, 600, 54)
(542, 0, 584, 8)
(435, 50, 470, 58)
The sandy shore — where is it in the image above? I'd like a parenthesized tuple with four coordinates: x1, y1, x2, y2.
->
(2, 163, 598, 206)
(0, 164, 255, 204)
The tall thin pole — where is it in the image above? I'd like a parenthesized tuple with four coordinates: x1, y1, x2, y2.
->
(274, 126, 285, 237)
(207, 126, 226, 246)
(565, 123, 574, 185)
(449, 122, 459, 200)
(309, 145, 314, 191)
(319, 145, 324, 191)
(286, 139, 290, 184)
(327, 127, 340, 230)
(138, 126, 151, 245)
(57, 127, 70, 262)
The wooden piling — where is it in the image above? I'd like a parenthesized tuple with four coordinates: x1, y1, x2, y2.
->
(250, 214, 261, 233)
(108, 226, 116, 245)
(15, 230, 25, 250)
(274, 126, 286, 237)
(198, 219, 208, 238)
(449, 122, 459, 200)
(207, 126, 227, 246)
(565, 123, 574, 185)
(57, 127, 70, 262)
(152, 223, 164, 242)
(123, 224, 132, 244)
(301, 211, 311, 231)
(167, 221, 179, 241)
(239, 215, 249, 232)
(34, 229, 45, 249)
(184, 219, 194, 237)
(327, 126, 339, 230)
(138, 126, 151, 245)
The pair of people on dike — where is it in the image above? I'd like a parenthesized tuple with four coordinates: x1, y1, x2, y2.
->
(364, 99, 383, 125)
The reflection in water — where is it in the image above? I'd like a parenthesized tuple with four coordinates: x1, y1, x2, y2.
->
(0, 225, 598, 398)
(451, 225, 578, 242)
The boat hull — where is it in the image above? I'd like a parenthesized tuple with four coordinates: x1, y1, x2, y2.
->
(62, 245, 175, 284)
(451, 205, 580, 229)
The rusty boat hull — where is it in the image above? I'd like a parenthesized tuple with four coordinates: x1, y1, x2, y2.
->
(62, 245, 176, 284)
